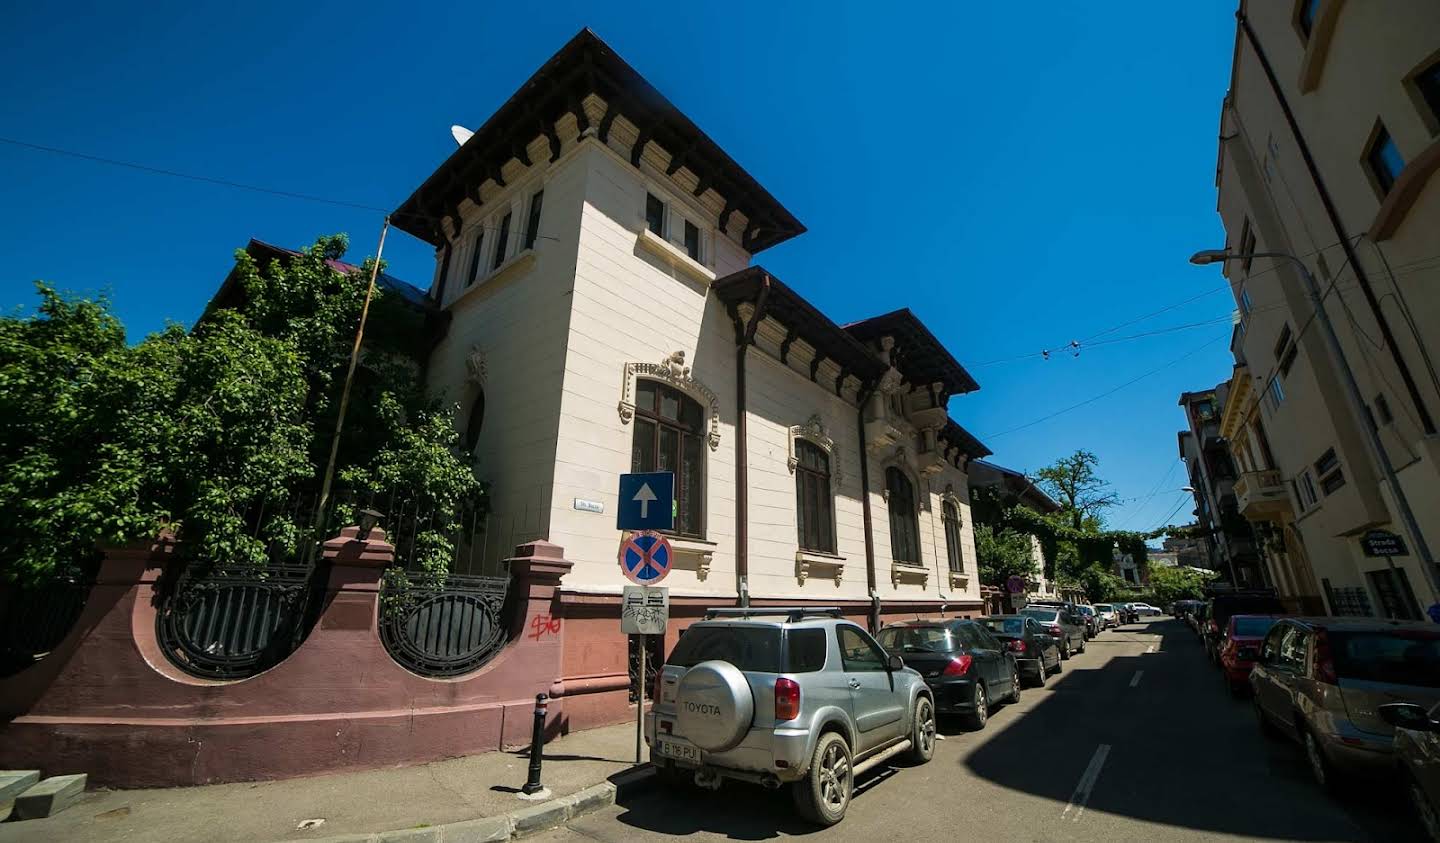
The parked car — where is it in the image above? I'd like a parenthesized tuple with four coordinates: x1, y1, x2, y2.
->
(1020, 604, 1087, 659)
(1218, 614, 1282, 696)
(1092, 603, 1119, 628)
(978, 615, 1062, 687)
(1131, 602, 1161, 617)
(877, 618, 1021, 731)
(1378, 700, 1440, 841)
(1250, 617, 1440, 792)
(649, 607, 935, 826)
(1189, 602, 1210, 637)
(1204, 589, 1287, 665)
(1173, 599, 1202, 619)
(1076, 605, 1100, 638)
(1115, 603, 1139, 624)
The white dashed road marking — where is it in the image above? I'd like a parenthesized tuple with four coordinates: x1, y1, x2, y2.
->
(1061, 744, 1111, 822)
(1130, 670, 1144, 688)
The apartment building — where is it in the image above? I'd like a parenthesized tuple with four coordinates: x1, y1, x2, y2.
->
(1177, 388, 1266, 586)
(1207, 2, 1440, 618)
(384, 30, 992, 716)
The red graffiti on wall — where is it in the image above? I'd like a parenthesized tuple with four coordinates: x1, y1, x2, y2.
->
(529, 614, 562, 641)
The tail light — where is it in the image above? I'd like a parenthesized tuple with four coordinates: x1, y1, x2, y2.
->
(1046, 625, 1063, 638)
(1312, 629, 1338, 685)
(942, 654, 974, 676)
(1007, 639, 1027, 654)
(654, 670, 665, 703)
(775, 678, 801, 721)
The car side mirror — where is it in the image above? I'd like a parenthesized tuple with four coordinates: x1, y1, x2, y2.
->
(1378, 702, 1439, 732)
(886, 653, 904, 672)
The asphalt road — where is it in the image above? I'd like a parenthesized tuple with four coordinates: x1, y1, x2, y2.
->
(534, 617, 1425, 843)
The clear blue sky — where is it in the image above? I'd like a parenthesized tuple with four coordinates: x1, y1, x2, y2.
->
(1, 1, 1240, 533)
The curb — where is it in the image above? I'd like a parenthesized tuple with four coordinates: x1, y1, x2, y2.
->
(297, 765, 656, 843)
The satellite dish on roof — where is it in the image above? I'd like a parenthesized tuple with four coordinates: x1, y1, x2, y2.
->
(451, 125, 474, 146)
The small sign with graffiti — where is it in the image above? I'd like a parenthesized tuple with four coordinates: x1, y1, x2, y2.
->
(621, 585, 668, 635)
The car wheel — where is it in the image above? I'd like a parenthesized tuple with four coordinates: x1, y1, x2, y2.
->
(1302, 728, 1339, 792)
(793, 732, 853, 826)
(1060, 641, 1071, 661)
(903, 696, 936, 765)
(1031, 663, 1047, 688)
(964, 682, 989, 730)
(1406, 772, 1440, 843)
(1048, 650, 1062, 675)
(1007, 669, 1022, 704)
(1077, 635, 1087, 655)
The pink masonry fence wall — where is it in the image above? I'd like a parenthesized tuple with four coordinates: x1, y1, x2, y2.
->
(0, 528, 591, 788)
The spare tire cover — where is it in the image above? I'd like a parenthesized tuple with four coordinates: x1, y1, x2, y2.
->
(675, 660, 754, 752)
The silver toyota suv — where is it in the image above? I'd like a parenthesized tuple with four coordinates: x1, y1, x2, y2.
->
(647, 607, 935, 825)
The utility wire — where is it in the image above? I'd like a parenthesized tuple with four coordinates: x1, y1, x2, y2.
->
(1151, 492, 1193, 532)
(1114, 460, 1182, 529)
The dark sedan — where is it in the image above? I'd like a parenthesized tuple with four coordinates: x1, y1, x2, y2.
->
(1019, 605, 1087, 659)
(978, 615, 1062, 687)
(877, 619, 1021, 731)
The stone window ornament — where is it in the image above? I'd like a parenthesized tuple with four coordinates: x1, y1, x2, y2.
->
(618, 351, 721, 451)
(465, 344, 487, 385)
(787, 414, 841, 480)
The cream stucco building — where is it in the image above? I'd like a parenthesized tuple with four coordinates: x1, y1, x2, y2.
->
(389, 29, 992, 644)
(1209, 1, 1440, 618)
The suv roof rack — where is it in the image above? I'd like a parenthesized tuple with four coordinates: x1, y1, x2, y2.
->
(703, 607, 844, 622)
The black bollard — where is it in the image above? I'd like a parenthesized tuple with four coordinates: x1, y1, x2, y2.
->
(522, 693, 548, 795)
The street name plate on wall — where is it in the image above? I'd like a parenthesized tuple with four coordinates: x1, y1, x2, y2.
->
(621, 586, 669, 635)
(574, 498, 605, 514)
(1361, 529, 1408, 557)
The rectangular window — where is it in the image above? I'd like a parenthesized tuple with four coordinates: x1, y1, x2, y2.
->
(491, 212, 512, 270)
(645, 193, 665, 236)
(1315, 448, 1345, 495)
(523, 190, 543, 251)
(466, 230, 484, 287)
(1295, 469, 1319, 511)
(1266, 376, 1286, 412)
(1366, 125, 1405, 195)
(1239, 219, 1256, 271)
(794, 440, 835, 554)
(1320, 470, 1346, 495)
(1314, 448, 1339, 476)
(1274, 324, 1298, 376)
(683, 219, 701, 262)
(1240, 286, 1253, 315)
(1298, 0, 1321, 38)
(1363, 570, 1423, 622)
(1416, 58, 1440, 125)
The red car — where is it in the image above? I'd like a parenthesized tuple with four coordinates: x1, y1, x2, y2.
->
(1219, 614, 1284, 696)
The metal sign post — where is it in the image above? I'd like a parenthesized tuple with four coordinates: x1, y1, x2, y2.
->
(622, 585, 669, 764)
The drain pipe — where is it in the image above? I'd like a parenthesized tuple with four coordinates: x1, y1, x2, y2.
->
(734, 275, 772, 608)
(855, 384, 880, 631)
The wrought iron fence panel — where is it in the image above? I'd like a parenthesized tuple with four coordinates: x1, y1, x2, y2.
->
(0, 575, 94, 675)
(380, 572, 510, 677)
(155, 561, 315, 680)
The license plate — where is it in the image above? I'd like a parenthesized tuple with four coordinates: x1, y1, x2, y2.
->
(656, 737, 701, 764)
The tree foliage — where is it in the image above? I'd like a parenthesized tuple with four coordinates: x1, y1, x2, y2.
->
(975, 524, 1038, 588)
(1148, 564, 1218, 605)
(1035, 449, 1120, 530)
(0, 236, 483, 584)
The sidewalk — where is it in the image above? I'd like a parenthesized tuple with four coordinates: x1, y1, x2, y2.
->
(0, 723, 646, 843)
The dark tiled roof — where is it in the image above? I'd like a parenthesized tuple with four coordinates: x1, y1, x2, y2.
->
(941, 419, 992, 460)
(844, 308, 979, 395)
(391, 29, 804, 253)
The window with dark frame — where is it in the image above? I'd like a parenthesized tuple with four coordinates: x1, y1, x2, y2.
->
(1298, 0, 1321, 38)
(1366, 125, 1405, 195)
(942, 500, 965, 573)
(523, 190, 544, 251)
(1375, 393, 1394, 425)
(491, 212, 512, 270)
(1239, 219, 1256, 272)
(1274, 324, 1298, 376)
(1416, 58, 1440, 125)
(1314, 448, 1346, 496)
(885, 467, 920, 564)
(794, 440, 835, 554)
(1240, 285, 1253, 315)
(466, 230, 484, 286)
(464, 390, 485, 452)
(683, 219, 701, 262)
(645, 193, 665, 236)
(630, 379, 706, 538)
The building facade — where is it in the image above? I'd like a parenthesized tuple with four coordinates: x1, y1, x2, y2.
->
(1208, 1, 1440, 618)
(389, 30, 992, 721)
(967, 459, 1066, 607)
(1177, 387, 1266, 586)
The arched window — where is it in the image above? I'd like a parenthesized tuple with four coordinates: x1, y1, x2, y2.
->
(795, 440, 835, 554)
(943, 500, 964, 573)
(630, 380, 705, 538)
(464, 390, 485, 452)
(886, 467, 920, 563)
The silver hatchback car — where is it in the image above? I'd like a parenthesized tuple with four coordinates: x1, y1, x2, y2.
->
(1250, 617, 1440, 791)
(647, 607, 935, 825)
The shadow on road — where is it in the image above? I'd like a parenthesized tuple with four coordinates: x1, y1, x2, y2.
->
(960, 618, 1423, 842)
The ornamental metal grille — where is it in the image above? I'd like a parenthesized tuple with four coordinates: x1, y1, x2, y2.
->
(0, 572, 94, 676)
(155, 561, 316, 680)
(379, 572, 510, 678)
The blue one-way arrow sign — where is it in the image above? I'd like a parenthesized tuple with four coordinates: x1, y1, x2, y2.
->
(617, 472, 674, 531)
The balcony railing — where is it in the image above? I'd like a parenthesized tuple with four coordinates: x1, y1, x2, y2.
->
(1234, 470, 1289, 520)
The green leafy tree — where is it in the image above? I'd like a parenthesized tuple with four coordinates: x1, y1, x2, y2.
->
(975, 524, 1039, 588)
(1036, 449, 1119, 530)
(1078, 564, 1126, 604)
(1149, 565, 1218, 605)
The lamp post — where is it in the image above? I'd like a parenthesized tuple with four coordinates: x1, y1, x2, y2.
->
(1189, 248, 1440, 606)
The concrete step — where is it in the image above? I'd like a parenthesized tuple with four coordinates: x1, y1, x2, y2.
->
(14, 773, 87, 820)
(0, 771, 42, 821)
